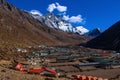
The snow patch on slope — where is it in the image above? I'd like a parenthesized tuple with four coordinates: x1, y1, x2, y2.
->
(75, 26, 89, 35)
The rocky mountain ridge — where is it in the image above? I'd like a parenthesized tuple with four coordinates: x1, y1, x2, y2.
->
(31, 12, 89, 35)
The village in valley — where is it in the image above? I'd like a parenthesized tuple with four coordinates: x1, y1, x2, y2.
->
(1, 45, 118, 80)
(0, 0, 120, 80)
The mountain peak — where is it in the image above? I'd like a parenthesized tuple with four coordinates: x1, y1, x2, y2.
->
(46, 12, 55, 16)
(94, 28, 101, 32)
(84, 28, 102, 36)
(31, 12, 89, 35)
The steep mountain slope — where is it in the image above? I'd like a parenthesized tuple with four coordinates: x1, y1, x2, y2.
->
(31, 12, 89, 35)
(0, 0, 87, 48)
(86, 21, 120, 50)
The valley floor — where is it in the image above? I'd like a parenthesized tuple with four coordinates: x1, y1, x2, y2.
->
(0, 46, 120, 80)
(0, 61, 120, 80)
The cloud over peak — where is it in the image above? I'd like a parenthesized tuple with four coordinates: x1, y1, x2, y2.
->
(47, 3, 56, 12)
(47, 2, 67, 12)
(56, 3, 67, 12)
(47, 2, 84, 23)
(63, 15, 83, 23)
(30, 2, 84, 24)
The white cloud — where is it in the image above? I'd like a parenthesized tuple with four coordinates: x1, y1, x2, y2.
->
(69, 15, 83, 23)
(63, 15, 83, 23)
(56, 3, 67, 12)
(47, 2, 67, 12)
(63, 15, 69, 21)
(47, 3, 56, 12)
(46, 2, 84, 24)
(30, 10, 43, 16)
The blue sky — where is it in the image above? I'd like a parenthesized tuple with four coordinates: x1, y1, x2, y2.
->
(8, 0, 120, 31)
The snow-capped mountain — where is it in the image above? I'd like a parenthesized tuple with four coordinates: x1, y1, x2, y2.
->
(85, 28, 102, 36)
(30, 12, 89, 35)
(74, 26, 89, 35)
